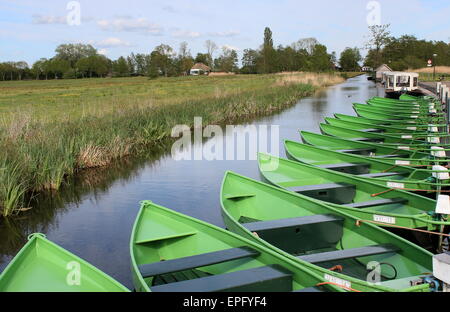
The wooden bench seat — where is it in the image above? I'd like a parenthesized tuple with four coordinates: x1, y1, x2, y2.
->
(344, 198, 408, 209)
(298, 244, 399, 264)
(139, 247, 259, 278)
(151, 265, 293, 292)
(286, 183, 356, 205)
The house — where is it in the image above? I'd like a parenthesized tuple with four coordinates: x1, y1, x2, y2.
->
(375, 64, 392, 81)
(190, 63, 211, 76)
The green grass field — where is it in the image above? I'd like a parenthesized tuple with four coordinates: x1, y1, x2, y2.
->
(0, 72, 356, 216)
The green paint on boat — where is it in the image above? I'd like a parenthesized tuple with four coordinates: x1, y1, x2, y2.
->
(300, 131, 448, 166)
(130, 201, 342, 292)
(257, 153, 448, 230)
(334, 114, 444, 132)
(354, 107, 446, 124)
(0, 233, 129, 292)
(320, 124, 450, 148)
(284, 140, 450, 190)
(221, 171, 433, 292)
(325, 117, 447, 137)
(354, 103, 445, 117)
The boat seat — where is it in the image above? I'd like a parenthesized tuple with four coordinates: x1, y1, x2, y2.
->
(243, 215, 344, 254)
(351, 138, 384, 143)
(139, 247, 260, 278)
(286, 183, 356, 205)
(336, 148, 376, 155)
(319, 163, 370, 175)
(345, 198, 408, 209)
(360, 129, 384, 133)
(151, 265, 293, 292)
(293, 286, 326, 292)
(358, 172, 406, 178)
(298, 244, 399, 264)
(373, 154, 408, 159)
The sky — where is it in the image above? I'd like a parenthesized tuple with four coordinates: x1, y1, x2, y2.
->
(1, 0, 450, 65)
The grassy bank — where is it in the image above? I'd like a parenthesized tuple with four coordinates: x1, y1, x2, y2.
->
(0, 72, 348, 216)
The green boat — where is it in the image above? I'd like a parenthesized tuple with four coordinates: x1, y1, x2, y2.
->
(221, 171, 435, 292)
(325, 117, 448, 138)
(130, 201, 342, 292)
(319, 123, 447, 147)
(367, 100, 442, 112)
(334, 114, 446, 132)
(284, 140, 450, 191)
(300, 131, 448, 166)
(355, 107, 446, 124)
(257, 153, 448, 230)
(0, 233, 129, 292)
(354, 103, 445, 117)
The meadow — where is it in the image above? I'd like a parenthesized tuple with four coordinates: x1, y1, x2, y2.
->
(0, 72, 358, 216)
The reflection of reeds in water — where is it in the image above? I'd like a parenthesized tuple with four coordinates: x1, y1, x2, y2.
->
(0, 143, 171, 266)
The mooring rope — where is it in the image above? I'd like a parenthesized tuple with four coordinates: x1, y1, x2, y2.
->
(355, 220, 450, 237)
(315, 282, 362, 293)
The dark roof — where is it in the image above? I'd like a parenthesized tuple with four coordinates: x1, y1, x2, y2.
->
(191, 63, 211, 71)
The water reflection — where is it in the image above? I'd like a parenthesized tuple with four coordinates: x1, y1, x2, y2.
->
(0, 75, 384, 288)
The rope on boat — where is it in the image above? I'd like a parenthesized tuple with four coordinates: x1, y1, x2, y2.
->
(355, 220, 450, 237)
(371, 187, 450, 197)
(315, 282, 362, 292)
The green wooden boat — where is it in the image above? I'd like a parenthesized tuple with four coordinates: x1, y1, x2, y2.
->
(367, 100, 442, 112)
(319, 124, 448, 147)
(130, 201, 342, 292)
(221, 171, 435, 292)
(300, 131, 448, 166)
(325, 117, 448, 138)
(257, 153, 448, 230)
(334, 114, 446, 132)
(284, 140, 450, 191)
(355, 107, 446, 124)
(0, 233, 129, 292)
(354, 103, 445, 117)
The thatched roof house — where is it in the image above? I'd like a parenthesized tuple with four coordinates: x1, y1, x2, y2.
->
(190, 63, 211, 75)
(375, 64, 393, 80)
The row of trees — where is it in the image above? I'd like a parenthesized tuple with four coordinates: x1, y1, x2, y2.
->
(1, 27, 362, 81)
(364, 24, 450, 71)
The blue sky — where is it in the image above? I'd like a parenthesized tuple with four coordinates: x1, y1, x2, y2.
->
(1, 0, 450, 65)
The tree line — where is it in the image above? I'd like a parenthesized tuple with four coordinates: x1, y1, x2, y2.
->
(364, 24, 450, 70)
(0, 27, 364, 81)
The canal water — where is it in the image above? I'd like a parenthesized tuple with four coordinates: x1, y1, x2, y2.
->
(0, 74, 385, 289)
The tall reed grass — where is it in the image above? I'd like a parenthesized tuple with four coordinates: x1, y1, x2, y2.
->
(0, 72, 347, 216)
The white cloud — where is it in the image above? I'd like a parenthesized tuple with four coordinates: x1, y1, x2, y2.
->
(208, 30, 240, 37)
(97, 17, 163, 35)
(98, 48, 108, 55)
(222, 44, 240, 51)
(172, 30, 201, 38)
(32, 14, 66, 25)
(93, 37, 133, 48)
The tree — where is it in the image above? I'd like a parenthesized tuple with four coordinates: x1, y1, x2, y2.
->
(14, 61, 29, 80)
(310, 44, 333, 71)
(112, 56, 130, 77)
(205, 40, 218, 68)
(48, 58, 71, 79)
(260, 27, 276, 73)
(152, 44, 175, 77)
(195, 53, 210, 65)
(294, 38, 319, 55)
(177, 42, 194, 75)
(339, 47, 362, 71)
(365, 24, 391, 68)
(241, 49, 259, 74)
(215, 47, 239, 72)
(148, 51, 160, 79)
(55, 43, 97, 67)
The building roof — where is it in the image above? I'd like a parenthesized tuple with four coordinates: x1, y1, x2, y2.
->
(191, 63, 211, 71)
(375, 64, 393, 72)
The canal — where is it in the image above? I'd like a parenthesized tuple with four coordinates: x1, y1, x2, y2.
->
(0, 74, 385, 289)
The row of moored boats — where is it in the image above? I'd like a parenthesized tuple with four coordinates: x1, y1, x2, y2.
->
(1, 94, 450, 292)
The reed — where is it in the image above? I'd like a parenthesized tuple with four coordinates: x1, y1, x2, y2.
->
(0, 72, 351, 215)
